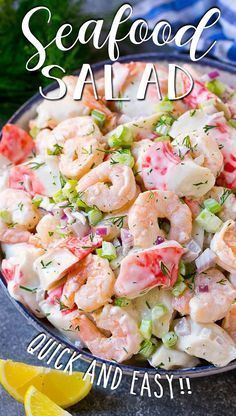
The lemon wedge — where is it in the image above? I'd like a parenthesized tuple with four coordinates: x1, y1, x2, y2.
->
(0, 359, 92, 408)
(24, 386, 72, 416)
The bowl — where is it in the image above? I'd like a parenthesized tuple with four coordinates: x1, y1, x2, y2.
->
(1, 52, 236, 378)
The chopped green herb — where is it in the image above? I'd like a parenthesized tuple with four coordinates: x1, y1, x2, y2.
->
(203, 125, 217, 134)
(19, 286, 37, 293)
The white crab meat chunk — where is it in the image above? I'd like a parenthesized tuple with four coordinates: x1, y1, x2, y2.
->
(39, 297, 80, 343)
(167, 160, 215, 198)
(1, 243, 44, 317)
(34, 248, 78, 290)
(149, 344, 199, 370)
(175, 317, 236, 367)
(169, 109, 222, 139)
(0, 154, 11, 192)
(24, 157, 61, 197)
(34, 76, 90, 129)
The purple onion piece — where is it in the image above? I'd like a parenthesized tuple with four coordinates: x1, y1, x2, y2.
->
(121, 228, 134, 246)
(183, 239, 201, 262)
(174, 318, 191, 337)
(95, 227, 108, 236)
(155, 236, 165, 245)
(198, 284, 209, 293)
(208, 70, 220, 79)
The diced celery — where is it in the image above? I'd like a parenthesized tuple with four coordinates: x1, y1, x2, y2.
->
(154, 135, 170, 142)
(0, 210, 11, 223)
(139, 339, 155, 358)
(108, 125, 133, 148)
(196, 209, 222, 233)
(155, 97, 174, 112)
(228, 119, 236, 129)
(155, 114, 175, 135)
(162, 331, 178, 348)
(114, 297, 131, 307)
(205, 79, 226, 97)
(53, 189, 65, 203)
(29, 126, 39, 139)
(96, 241, 117, 261)
(140, 319, 152, 339)
(88, 208, 103, 226)
(91, 109, 106, 127)
(62, 180, 78, 201)
(111, 149, 134, 168)
(179, 260, 186, 277)
(203, 198, 221, 214)
(32, 196, 43, 208)
(152, 304, 168, 321)
(76, 198, 89, 210)
(172, 280, 187, 297)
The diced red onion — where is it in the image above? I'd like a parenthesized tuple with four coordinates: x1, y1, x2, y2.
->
(63, 207, 74, 223)
(174, 318, 191, 337)
(71, 221, 90, 238)
(229, 273, 236, 288)
(195, 248, 217, 273)
(95, 227, 108, 236)
(121, 228, 133, 255)
(60, 213, 67, 220)
(155, 236, 165, 245)
(200, 70, 220, 82)
(121, 228, 133, 246)
(201, 327, 212, 338)
(74, 339, 85, 349)
(215, 336, 224, 345)
(192, 223, 204, 250)
(199, 284, 209, 293)
(72, 211, 87, 225)
(208, 70, 220, 79)
(183, 239, 201, 262)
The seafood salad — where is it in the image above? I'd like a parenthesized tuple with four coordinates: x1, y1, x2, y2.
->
(0, 61, 236, 370)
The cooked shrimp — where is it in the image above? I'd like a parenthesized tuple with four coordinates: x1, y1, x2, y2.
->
(222, 304, 236, 342)
(114, 241, 184, 298)
(128, 190, 192, 248)
(172, 131, 223, 177)
(36, 116, 103, 158)
(82, 85, 113, 118)
(61, 254, 115, 312)
(76, 161, 136, 212)
(33, 76, 90, 129)
(30, 214, 61, 248)
(211, 220, 236, 273)
(59, 136, 105, 179)
(72, 304, 142, 362)
(189, 269, 236, 323)
(0, 189, 39, 243)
